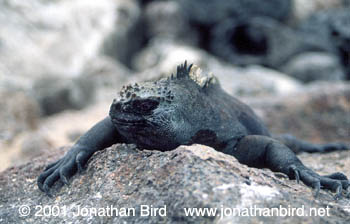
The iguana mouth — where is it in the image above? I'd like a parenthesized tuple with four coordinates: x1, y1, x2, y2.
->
(111, 117, 147, 125)
(110, 101, 149, 127)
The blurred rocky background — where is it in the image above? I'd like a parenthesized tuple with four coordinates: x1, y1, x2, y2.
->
(0, 0, 349, 171)
(0, 0, 350, 223)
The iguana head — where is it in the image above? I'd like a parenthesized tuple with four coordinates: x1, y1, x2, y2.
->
(109, 61, 219, 150)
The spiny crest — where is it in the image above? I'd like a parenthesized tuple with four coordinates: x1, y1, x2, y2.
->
(176, 60, 192, 78)
(189, 65, 217, 88)
(167, 60, 192, 81)
(168, 61, 218, 88)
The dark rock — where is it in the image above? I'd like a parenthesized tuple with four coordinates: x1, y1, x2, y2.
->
(282, 52, 345, 83)
(299, 7, 350, 79)
(178, 0, 292, 26)
(209, 17, 322, 68)
(137, 0, 154, 6)
(32, 76, 95, 116)
(1, 144, 349, 223)
(177, 0, 293, 54)
(101, 0, 145, 68)
(299, 7, 350, 51)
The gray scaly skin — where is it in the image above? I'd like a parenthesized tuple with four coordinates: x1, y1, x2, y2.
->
(38, 61, 349, 199)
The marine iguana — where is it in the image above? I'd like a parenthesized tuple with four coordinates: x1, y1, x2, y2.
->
(38, 61, 349, 199)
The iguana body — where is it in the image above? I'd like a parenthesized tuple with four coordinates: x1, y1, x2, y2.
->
(38, 62, 349, 199)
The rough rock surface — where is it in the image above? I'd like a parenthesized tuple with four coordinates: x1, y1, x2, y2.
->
(250, 82, 350, 144)
(1, 144, 349, 224)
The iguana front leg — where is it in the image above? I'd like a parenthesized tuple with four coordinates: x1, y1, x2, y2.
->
(37, 116, 123, 196)
(230, 135, 349, 200)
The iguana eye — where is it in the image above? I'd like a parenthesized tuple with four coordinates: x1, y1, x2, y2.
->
(134, 99, 159, 113)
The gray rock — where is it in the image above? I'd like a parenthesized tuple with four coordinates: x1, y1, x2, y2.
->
(143, 1, 197, 45)
(101, 0, 144, 68)
(0, 88, 40, 143)
(282, 52, 345, 83)
(210, 17, 322, 68)
(215, 65, 303, 97)
(81, 56, 132, 102)
(178, 0, 292, 26)
(32, 76, 95, 116)
(291, 0, 345, 23)
(299, 7, 350, 79)
(132, 41, 302, 97)
(0, 144, 349, 223)
(0, 0, 122, 82)
(250, 81, 350, 143)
